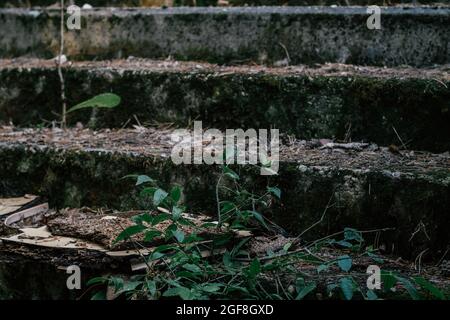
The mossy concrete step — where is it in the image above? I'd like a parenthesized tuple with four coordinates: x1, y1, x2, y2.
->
(0, 127, 448, 258)
(230, 1, 448, 5)
(0, 1, 446, 7)
(0, 7, 449, 66)
(0, 0, 216, 8)
(1, 59, 449, 152)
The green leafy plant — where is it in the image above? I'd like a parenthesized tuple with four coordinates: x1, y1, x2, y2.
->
(86, 172, 448, 301)
(67, 93, 121, 114)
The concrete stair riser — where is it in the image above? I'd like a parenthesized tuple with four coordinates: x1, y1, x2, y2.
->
(0, 1, 447, 8)
(0, 140, 448, 258)
(0, 7, 449, 66)
(1, 60, 449, 152)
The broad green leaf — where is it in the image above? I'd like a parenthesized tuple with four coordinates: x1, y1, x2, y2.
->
(147, 280, 157, 296)
(170, 186, 182, 203)
(183, 263, 202, 273)
(267, 186, 281, 199)
(335, 240, 353, 248)
(149, 251, 165, 261)
(153, 189, 168, 206)
(165, 279, 182, 288)
(173, 229, 185, 243)
(163, 287, 193, 300)
(151, 213, 172, 226)
(339, 277, 354, 300)
(366, 289, 378, 300)
(201, 284, 222, 293)
(110, 277, 124, 291)
(67, 93, 121, 113)
(396, 276, 422, 300)
(381, 271, 397, 292)
(91, 290, 106, 300)
(223, 166, 239, 180)
(87, 277, 107, 286)
(239, 210, 267, 229)
(177, 288, 194, 300)
(259, 152, 271, 167)
(248, 258, 261, 278)
(183, 233, 204, 244)
(140, 186, 157, 196)
(121, 174, 138, 180)
(114, 224, 146, 243)
(317, 264, 328, 273)
(164, 223, 177, 239)
(413, 276, 445, 300)
(224, 145, 236, 164)
(144, 230, 162, 242)
(220, 201, 236, 215)
(344, 228, 363, 242)
(132, 212, 153, 225)
(178, 217, 195, 227)
(295, 283, 316, 300)
(172, 206, 183, 221)
(367, 251, 384, 264)
(136, 175, 153, 186)
(283, 242, 292, 252)
(251, 211, 268, 229)
(223, 251, 233, 269)
(337, 255, 352, 272)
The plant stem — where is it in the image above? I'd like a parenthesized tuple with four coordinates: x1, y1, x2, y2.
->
(58, 0, 67, 129)
(216, 173, 223, 229)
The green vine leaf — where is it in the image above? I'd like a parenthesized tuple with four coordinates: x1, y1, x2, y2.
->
(339, 277, 354, 300)
(67, 93, 121, 113)
(114, 224, 146, 243)
(337, 255, 352, 272)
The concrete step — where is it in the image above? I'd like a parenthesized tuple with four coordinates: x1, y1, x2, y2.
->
(230, 0, 448, 5)
(0, 1, 446, 8)
(0, 126, 448, 258)
(1, 59, 449, 152)
(0, 7, 449, 66)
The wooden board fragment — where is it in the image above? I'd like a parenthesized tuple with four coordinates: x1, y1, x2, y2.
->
(0, 194, 39, 216)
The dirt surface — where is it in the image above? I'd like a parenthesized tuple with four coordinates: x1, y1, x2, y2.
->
(245, 235, 450, 295)
(1, 203, 449, 298)
(46, 208, 224, 250)
(0, 58, 449, 80)
(0, 126, 448, 177)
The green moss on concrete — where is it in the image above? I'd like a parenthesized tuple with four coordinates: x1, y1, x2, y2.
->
(1, 66, 449, 151)
(0, 0, 441, 7)
(0, 144, 448, 259)
(0, 0, 442, 7)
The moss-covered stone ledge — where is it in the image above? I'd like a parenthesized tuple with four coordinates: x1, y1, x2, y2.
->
(0, 127, 448, 258)
(0, 59, 449, 152)
(0, 7, 449, 66)
(0, 0, 446, 7)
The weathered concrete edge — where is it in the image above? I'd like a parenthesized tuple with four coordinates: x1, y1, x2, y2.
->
(1, 0, 448, 8)
(0, 7, 449, 66)
(1, 64, 449, 152)
(0, 142, 448, 258)
(2, 6, 450, 15)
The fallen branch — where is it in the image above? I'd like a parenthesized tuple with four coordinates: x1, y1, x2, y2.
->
(320, 142, 370, 151)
